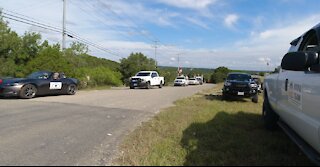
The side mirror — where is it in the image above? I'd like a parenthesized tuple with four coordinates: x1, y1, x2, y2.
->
(281, 52, 319, 71)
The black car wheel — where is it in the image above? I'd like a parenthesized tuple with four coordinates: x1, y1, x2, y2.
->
(252, 94, 259, 103)
(146, 82, 151, 89)
(20, 84, 37, 99)
(262, 95, 279, 130)
(67, 84, 77, 95)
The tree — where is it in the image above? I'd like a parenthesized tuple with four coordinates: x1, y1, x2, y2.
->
(120, 53, 156, 83)
(210, 66, 230, 83)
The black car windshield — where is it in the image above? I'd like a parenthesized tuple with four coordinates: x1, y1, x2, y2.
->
(27, 72, 51, 79)
(227, 74, 251, 82)
(136, 72, 150, 76)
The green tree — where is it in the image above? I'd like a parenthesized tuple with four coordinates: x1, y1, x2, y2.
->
(210, 66, 230, 83)
(120, 52, 156, 83)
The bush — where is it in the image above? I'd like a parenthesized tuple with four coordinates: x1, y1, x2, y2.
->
(74, 67, 122, 89)
(210, 66, 230, 84)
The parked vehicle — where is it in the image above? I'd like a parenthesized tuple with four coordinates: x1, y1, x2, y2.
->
(222, 73, 259, 103)
(174, 76, 188, 86)
(196, 76, 204, 85)
(130, 71, 164, 89)
(252, 76, 263, 93)
(188, 78, 199, 85)
(0, 71, 78, 99)
(263, 23, 320, 165)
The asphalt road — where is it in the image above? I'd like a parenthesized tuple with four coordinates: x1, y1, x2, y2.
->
(0, 84, 214, 165)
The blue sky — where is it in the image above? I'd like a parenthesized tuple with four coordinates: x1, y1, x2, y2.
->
(1, 0, 320, 70)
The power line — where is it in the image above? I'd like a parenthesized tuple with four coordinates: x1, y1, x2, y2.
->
(2, 15, 62, 33)
(2, 9, 124, 58)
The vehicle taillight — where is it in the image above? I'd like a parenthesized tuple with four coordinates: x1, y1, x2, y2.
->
(0, 79, 2, 84)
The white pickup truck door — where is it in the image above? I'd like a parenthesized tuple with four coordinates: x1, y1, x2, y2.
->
(301, 71, 320, 152)
(151, 72, 159, 86)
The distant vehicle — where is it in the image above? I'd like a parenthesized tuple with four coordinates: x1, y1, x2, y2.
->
(222, 73, 259, 103)
(188, 78, 199, 85)
(0, 71, 78, 99)
(263, 23, 320, 164)
(174, 76, 188, 86)
(252, 76, 263, 93)
(195, 76, 203, 85)
(130, 71, 164, 89)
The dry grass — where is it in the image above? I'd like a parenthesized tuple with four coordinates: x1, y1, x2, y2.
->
(114, 84, 311, 166)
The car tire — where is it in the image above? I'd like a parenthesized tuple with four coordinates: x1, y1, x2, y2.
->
(67, 84, 77, 95)
(146, 82, 151, 89)
(222, 92, 229, 100)
(262, 96, 279, 130)
(20, 84, 37, 99)
(252, 94, 258, 103)
(159, 82, 163, 88)
(130, 86, 134, 89)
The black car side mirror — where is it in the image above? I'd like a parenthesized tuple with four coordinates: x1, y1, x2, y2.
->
(281, 51, 319, 71)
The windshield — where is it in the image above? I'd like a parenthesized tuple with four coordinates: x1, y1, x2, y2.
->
(27, 71, 51, 79)
(176, 77, 185, 80)
(189, 78, 196, 80)
(227, 74, 251, 82)
(136, 72, 151, 77)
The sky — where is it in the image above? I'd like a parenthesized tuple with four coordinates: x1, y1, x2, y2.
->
(1, 0, 320, 71)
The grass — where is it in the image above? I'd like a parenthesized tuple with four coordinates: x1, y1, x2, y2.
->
(114, 84, 311, 166)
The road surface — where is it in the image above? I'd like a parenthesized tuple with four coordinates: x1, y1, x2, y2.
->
(0, 84, 214, 165)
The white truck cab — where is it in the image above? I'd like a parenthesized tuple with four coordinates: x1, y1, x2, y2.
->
(263, 23, 320, 164)
(130, 71, 165, 89)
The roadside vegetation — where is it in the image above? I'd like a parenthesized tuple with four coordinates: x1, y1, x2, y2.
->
(0, 12, 266, 88)
(114, 84, 311, 166)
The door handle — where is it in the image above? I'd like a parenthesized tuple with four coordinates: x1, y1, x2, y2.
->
(285, 79, 289, 91)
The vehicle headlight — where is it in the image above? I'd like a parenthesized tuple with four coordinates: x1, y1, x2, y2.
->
(224, 82, 232, 86)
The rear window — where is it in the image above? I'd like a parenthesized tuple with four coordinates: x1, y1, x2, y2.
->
(136, 72, 150, 76)
(227, 74, 251, 82)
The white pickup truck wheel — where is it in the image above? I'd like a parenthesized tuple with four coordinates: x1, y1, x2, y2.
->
(146, 82, 151, 89)
(263, 95, 279, 130)
(159, 82, 163, 88)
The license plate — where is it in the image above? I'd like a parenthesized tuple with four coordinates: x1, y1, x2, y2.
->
(238, 92, 245, 96)
(134, 83, 137, 86)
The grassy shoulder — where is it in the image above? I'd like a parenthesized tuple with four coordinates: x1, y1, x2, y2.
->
(114, 84, 311, 166)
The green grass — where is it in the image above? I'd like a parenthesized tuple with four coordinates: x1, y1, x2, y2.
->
(114, 84, 311, 166)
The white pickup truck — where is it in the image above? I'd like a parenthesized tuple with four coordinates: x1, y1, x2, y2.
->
(130, 71, 164, 89)
(263, 23, 320, 164)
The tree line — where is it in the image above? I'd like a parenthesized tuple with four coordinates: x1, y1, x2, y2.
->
(0, 13, 232, 88)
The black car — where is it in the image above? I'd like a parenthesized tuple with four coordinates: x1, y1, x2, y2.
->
(222, 73, 259, 103)
(0, 71, 78, 99)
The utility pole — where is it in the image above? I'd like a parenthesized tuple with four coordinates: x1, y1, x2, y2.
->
(62, 0, 66, 51)
(153, 41, 158, 68)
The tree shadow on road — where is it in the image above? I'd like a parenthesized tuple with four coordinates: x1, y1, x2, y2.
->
(180, 111, 311, 166)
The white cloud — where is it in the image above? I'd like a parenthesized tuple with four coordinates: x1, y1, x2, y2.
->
(224, 14, 239, 28)
(185, 17, 209, 29)
(170, 57, 176, 61)
(157, 0, 218, 10)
